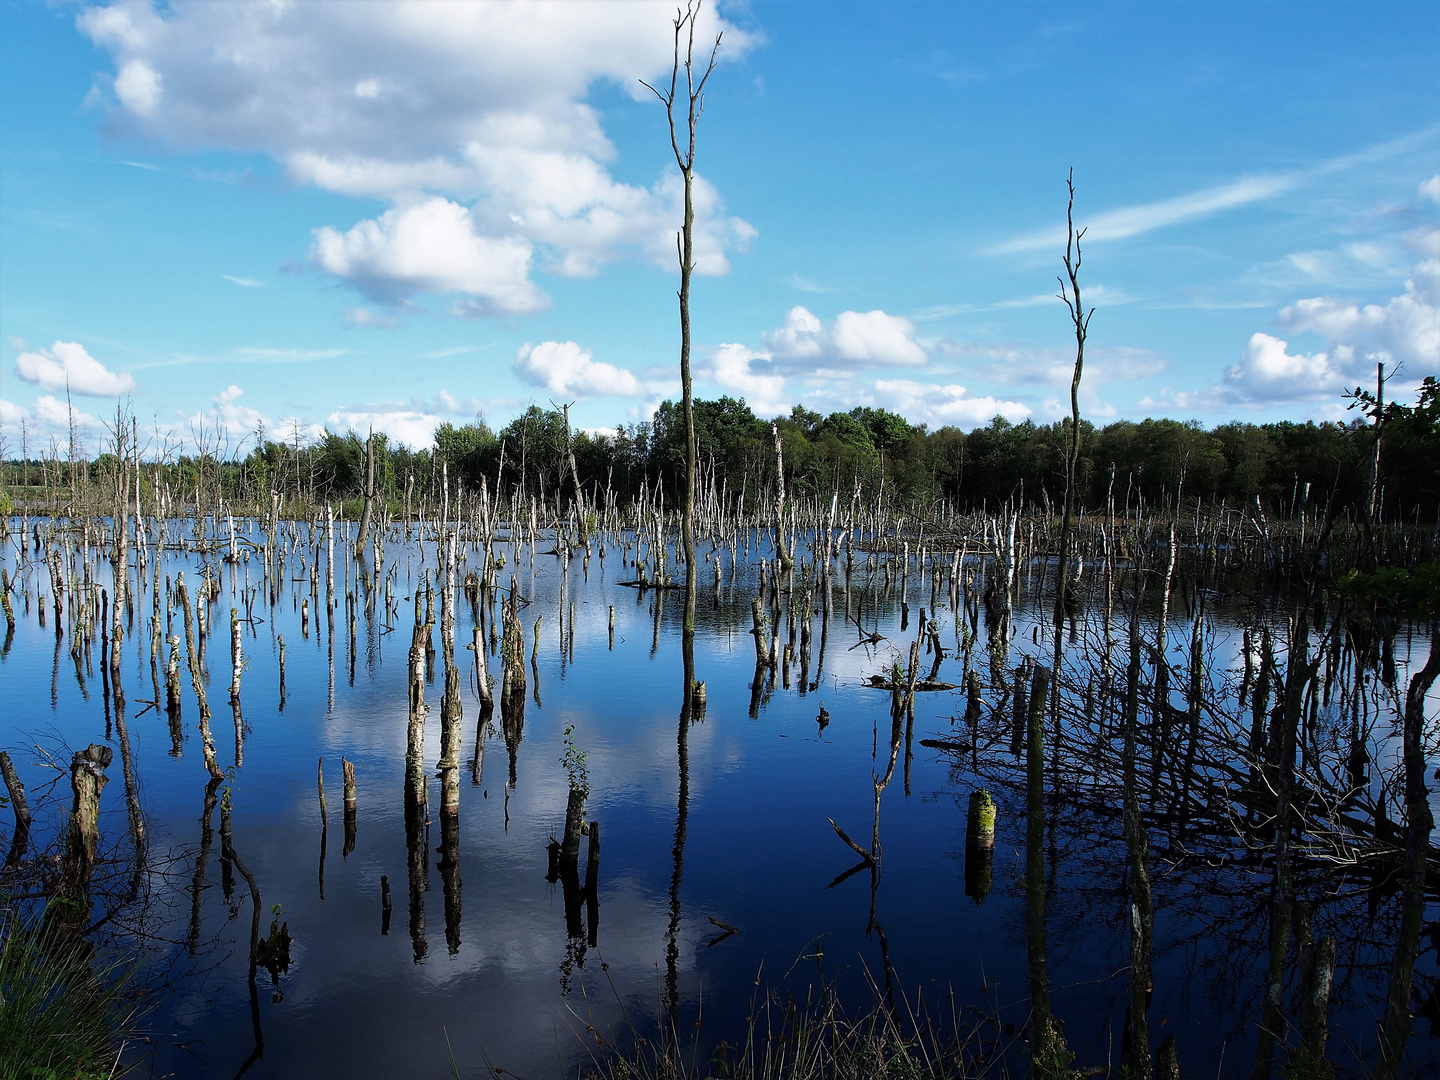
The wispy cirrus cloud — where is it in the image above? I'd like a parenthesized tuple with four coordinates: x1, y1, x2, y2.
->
(985, 127, 1439, 256)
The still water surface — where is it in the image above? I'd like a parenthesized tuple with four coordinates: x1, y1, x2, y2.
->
(3, 524, 1435, 1077)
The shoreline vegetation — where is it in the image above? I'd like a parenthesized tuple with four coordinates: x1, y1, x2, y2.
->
(3, 385, 1437, 537)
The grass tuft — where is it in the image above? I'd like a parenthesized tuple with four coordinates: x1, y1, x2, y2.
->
(0, 906, 146, 1080)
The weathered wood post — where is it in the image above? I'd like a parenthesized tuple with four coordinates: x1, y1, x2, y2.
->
(964, 789, 995, 904)
(342, 756, 357, 858)
(229, 607, 243, 701)
(50, 744, 113, 935)
(1, 751, 30, 867)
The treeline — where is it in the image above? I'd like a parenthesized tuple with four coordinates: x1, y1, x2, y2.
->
(5, 389, 1437, 522)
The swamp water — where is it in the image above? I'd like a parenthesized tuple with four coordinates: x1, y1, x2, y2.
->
(2, 519, 1436, 1078)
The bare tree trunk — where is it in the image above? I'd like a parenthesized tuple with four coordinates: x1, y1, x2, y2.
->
(1055, 170, 1092, 629)
(355, 431, 376, 557)
(772, 421, 793, 572)
(645, 0, 721, 640)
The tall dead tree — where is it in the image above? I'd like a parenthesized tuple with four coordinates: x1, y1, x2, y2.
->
(1054, 169, 1093, 629)
(354, 430, 377, 557)
(644, 0, 721, 639)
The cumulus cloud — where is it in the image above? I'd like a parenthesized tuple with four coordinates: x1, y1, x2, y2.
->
(15, 341, 137, 397)
(1421, 174, 1440, 205)
(0, 396, 104, 453)
(1274, 259, 1438, 369)
(0, 398, 28, 428)
(1217, 333, 1355, 404)
(707, 343, 789, 417)
(765, 307, 927, 373)
(326, 390, 500, 448)
(80, 1, 758, 312)
(184, 384, 269, 449)
(513, 341, 644, 398)
(312, 197, 548, 315)
(327, 407, 444, 450)
(1207, 258, 1438, 408)
(866, 380, 1030, 428)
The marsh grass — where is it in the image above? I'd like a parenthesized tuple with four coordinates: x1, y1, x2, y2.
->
(555, 973, 1020, 1080)
(0, 906, 147, 1080)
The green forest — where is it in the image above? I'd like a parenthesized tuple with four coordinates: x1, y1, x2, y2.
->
(5, 378, 1438, 522)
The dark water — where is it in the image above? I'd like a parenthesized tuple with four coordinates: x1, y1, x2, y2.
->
(2, 520, 1436, 1078)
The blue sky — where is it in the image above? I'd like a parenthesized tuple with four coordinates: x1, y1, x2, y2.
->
(1, 0, 1436, 453)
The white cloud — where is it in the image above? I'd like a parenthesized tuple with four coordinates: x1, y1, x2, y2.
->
(1403, 225, 1440, 259)
(327, 408, 443, 450)
(312, 197, 548, 316)
(989, 174, 1297, 256)
(0, 399, 30, 428)
(33, 395, 100, 444)
(344, 306, 398, 329)
(765, 307, 927, 372)
(1219, 333, 1357, 404)
(1196, 258, 1438, 409)
(707, 343, 789, 417)
(184, 384, 268, 450)
(986, 130, 1437, 256)
(113, 59, 161, 116)
(326, 390, 500, 448)
(938, 340, 1166, 387)
(222, 274, 263, 287)
(1420, 174, 1440, 205)
(1273, 258, 1439, 371)
(15, 341, 137, 397)
(80, 1, 758, 312)
(866, 380, 1030, 428)
(512, 341, 644, 398)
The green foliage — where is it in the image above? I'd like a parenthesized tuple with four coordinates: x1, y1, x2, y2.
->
(9, 383, 1438, 524)
(0, 908, 146, 1080)
(1348, 374, 1440, 437)
(1333, 562, 1440, 621)
(561, 724, 590, 802)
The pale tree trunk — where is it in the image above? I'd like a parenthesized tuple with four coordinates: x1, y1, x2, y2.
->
(645, 0, 721, 640)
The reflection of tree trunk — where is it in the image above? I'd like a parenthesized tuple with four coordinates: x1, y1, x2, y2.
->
(189, 776, 221, 957)
(964, 790, 994, 904)
(1122, 610, 1153, 1076)
(1251, 614, 1308, 1080)
(406, 789, 429, 965)
(585, 821, 600, 948)
(472, 702, 491, 787)
(221, 790, 265, 1079)
(748, 660, 766, 719)
(1024, 665, 1070, 1076)
(666, 637, 694, 1027)
(439, 808, 461, 956)
(1377, 626, 1440, 1079)
(502, 689, 524, 790)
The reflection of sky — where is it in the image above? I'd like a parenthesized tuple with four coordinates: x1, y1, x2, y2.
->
(2, 527, 1436, 1077)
